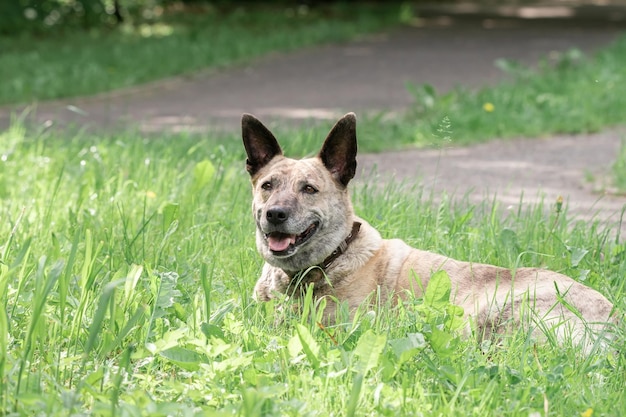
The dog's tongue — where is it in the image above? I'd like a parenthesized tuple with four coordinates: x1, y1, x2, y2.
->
(268, 233, 296, 252)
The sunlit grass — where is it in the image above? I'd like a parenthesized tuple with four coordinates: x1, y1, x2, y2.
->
(378, 36, 626, 149)
(0, 125, 624, 415)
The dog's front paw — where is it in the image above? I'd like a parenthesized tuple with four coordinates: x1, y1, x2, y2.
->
(253, 264, 290, 301)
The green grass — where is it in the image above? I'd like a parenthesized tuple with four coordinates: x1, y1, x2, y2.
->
(0, 125, 624, 416)
(0, 3, 401, 106)
(371, 34, 626, 150)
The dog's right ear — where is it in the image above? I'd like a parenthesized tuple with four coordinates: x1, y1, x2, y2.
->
(242, 114, 283, 176)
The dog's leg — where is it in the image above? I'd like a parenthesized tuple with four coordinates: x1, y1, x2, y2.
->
(253, 263, 291, 301)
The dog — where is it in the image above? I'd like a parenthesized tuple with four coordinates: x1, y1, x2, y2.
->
(242, 112, 615, 347)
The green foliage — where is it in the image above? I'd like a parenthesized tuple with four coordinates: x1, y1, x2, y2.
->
(357, 36, 626, 151)
(0, 0, 119, 34)
(0, 3, 401, 105)
(0, 124, 624, 415)
(417, 271, 465, 356)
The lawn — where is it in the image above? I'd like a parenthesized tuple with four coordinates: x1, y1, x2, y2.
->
(357, 33, 626, 151)
(0, 3, 401, 106)
(0, 125, 624, 416)
(2, 4, 626, 415)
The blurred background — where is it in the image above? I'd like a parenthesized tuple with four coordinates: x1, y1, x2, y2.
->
(3, 0, 626, 36)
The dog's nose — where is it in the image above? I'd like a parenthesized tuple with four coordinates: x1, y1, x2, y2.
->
(266, 207, 289, 225)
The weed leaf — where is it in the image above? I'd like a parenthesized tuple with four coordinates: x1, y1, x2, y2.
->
(162, 202, 180, 232)
(201, 323, 225, 340)
(567, 245, 589, 268)
(296, 324, 321, 369)
(390, 332, 427, 363)
(423, 270, 451, 310)
(159, 347, 202, 371)
(193, 159, 216, 192)
(429, 327, 459, 357)
(123, 264, 143, 309)
(84, 279, 125, 362)
(155, 271, 181, 317)
(353, 330, 386, 375)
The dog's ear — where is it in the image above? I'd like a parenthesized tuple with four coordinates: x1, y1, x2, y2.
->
(319, 112, 357, 187)
(242, 114, 283, 176)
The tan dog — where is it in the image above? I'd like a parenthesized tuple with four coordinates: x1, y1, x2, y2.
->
(242, 112, 614, 347)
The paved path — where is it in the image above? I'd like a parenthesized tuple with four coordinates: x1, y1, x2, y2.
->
(3, 6, 626, 232)
(4, 12, 624, 132)
(358, 129, 626, 231)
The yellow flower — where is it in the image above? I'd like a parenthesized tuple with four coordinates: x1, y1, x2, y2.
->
(555, 195, 563, 213)
(483, 102, 495, 112)
(146, 191, 157, 199)
(581, 408, 593, 417)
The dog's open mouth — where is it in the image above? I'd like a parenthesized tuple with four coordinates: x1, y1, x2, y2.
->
(266, 222, 319, 255)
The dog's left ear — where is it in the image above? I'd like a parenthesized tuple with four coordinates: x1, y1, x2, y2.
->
(242, 114, 283, 176)
(319, 112, 358, 187)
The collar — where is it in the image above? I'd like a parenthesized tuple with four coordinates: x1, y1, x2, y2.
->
(318, 221, 362, 270)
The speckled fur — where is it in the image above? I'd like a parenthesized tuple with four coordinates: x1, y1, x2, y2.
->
(242, 113, 616, 350)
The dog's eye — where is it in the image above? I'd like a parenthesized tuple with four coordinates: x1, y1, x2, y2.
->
(261, 181, 272, 191)
(302, 185, 318, 195)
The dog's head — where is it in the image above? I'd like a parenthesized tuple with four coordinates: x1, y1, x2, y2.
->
(242, 113, 358, 272)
